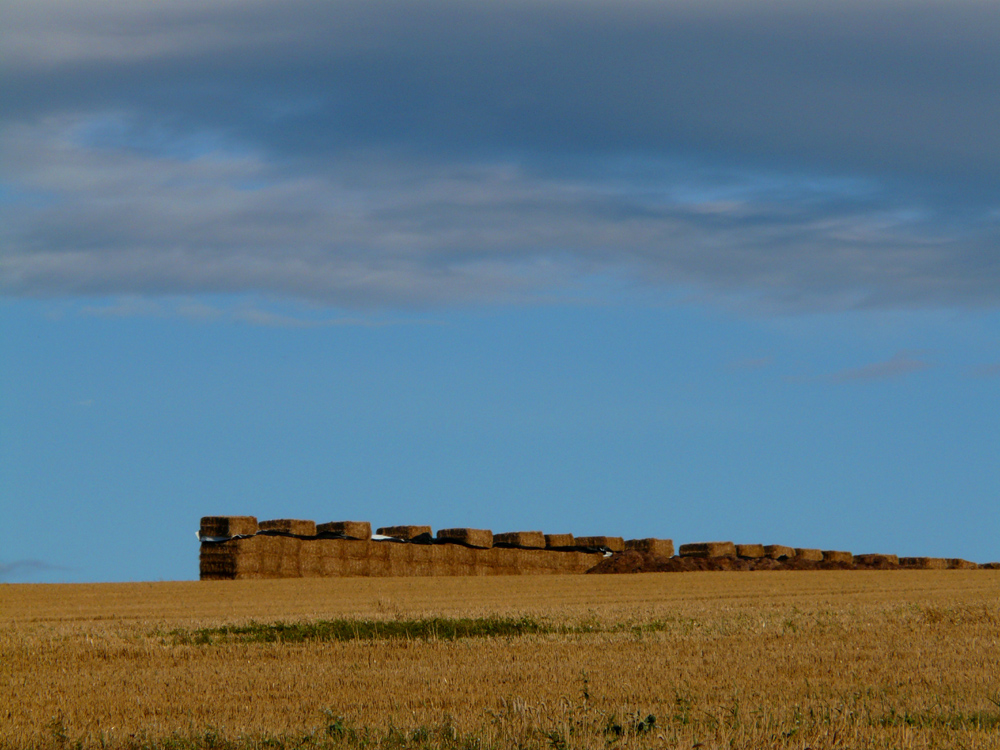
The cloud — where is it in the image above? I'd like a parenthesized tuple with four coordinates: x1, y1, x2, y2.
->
(2, 0, 999, 310)
(0, 559, 67, 580)
(828, 351, 932, 383)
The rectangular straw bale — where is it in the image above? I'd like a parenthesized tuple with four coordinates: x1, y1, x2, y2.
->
(680, 541, 737, 558)
(545, 533, 575, 548)
(947, 558, 977, 569)
(317, 521, 371, 540)
(854, 553, 899, 566)
(259, 518, 317, 536)
(200, 516, 258, 538)
(436, 527, 493, 548)
(625, 538, 674, 557)
(576, 536, 625, 552)
(494, 531, 546, 549)
(318, 540, 346, 577)
(298, 540, 322, 577)
(899, 557, 946, 569)
(822, 550, 854, 564)
(794, 548, 823, 562)
(279, 536, 302, 577)
(254, 534, 285, 577)
(764, 545, 795, 560)
(200, 539, 261, 579)
(736, 544, 766, 559)
(376, 525, 432, 540)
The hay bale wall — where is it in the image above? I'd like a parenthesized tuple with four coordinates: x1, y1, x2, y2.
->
(946, 558, 978, 570)
(854, 554, 900, 566)
(317, 521, 371, 539)
(437, 528, 493, 548)
(899, 557, 947, 569)
(494, 531, 546, 549)
(680, 541, 737, 558)
(576, 536, 625, 552)
(736, 544, 765, 559)
(625, 538, 674, 557)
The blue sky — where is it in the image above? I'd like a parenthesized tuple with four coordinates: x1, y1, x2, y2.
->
(1, 0, 998, 581)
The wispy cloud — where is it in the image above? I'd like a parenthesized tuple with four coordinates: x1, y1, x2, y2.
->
(828, 351, 932, 383)
(0, 559, 68, 581)
(2, 0, 998, 310)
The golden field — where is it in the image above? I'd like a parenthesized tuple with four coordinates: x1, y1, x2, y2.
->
(2, 571, 999, 749)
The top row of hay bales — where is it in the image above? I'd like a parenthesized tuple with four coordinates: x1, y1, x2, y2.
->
(200, 517, 671, 554)
(679, 542, 849, 562)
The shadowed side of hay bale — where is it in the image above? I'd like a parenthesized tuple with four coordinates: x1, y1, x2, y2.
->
(437, 528, 493, 548)
(764, 545, 795, 560)
(576, 536, 625, 552)
(200, 516, 258, 538)
(980, 562, 1000, 569)
(947, 558, 978, 570)
(494, 531, 546, 549)
(545, 534, 575, 548)
(317, 521, 371, 540)
(899, 557, 947, 569)
(259, 518, 317, 536)
(736, 544, 765, 559)
(680, 542, 737, 558)
(794, 548, 823, 562)
(377, 525, 432, 540)
(822, 550, 854, 564)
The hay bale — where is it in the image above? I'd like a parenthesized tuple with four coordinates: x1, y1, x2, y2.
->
(259, 518, 317, 536)
(946, 558, 977, 570)
(200, 516, 258, 538)
(319, 540, 347, 577)
(764, 545, 795, 560)
(316, 521, 371, 540)
(376, 525, 432, 540)
(494, 531, 546, 549)
(794, 548, 823, 562)
(854, 553, 899, 566)
(545, 533, 575, 548)
(278, 536, 302, 577)
(980, 562, 1000, 570)
(576, 536, 625, 552)
(625, 538, 675, 557)
(367, 541, 391, 576)
(299, 540, 323, 577)
(680, 542, 737, 558)
(822, 550, 854, 564)
(736, 544, 766, 559)
(437, 528, 493, 548)
(254, 534, 285, 578)
(199, 537, 262, 579)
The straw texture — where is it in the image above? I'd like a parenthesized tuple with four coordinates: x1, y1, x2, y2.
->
(680, 542, 737, 558)
(576, 536, 625, 552)
(822, 550, 854, 564)
(736, 544, 765, 559)
(259, 518, 317, 536)
(494, 531, 546, 549)
(794, 548, 823, 562)
(854, 554, 900, 566)
(200, 516, 259, 538)
(625, 538, 674, 557)
(317, 521, 372, 540)
(376, 525, 432, 540)
(437, 528, 493, 548)
(545, 534, 575, 548)
(764, 545, 795, 560)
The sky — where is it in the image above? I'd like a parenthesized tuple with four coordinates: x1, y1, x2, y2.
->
(1, 0, 998, 582)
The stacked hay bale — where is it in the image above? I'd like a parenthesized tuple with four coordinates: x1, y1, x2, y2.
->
(625, 538, 674, 557)
(764, 545, 795, 560)
(545, 534, 575, 549)
(576, 536, 625, 552)
(680, 542, 737, 558)
(854, 554, 899, 567)
(200, 536, 262, 580)
(437, 528, 493, 548)
(494, 531, 546, 549)
(794, 548, 824, 562)
(317, 521, 371, 540)
(200, 516, 259, 538)
(736, 544, 765, 559)
(946, 558, 978, 570)
(822, 550, 853, 564)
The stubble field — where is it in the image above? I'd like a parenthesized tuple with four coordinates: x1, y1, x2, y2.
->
(2, 571, 999, 749)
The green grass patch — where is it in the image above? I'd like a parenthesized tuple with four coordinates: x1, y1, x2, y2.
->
(169, 615, 551, 645)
